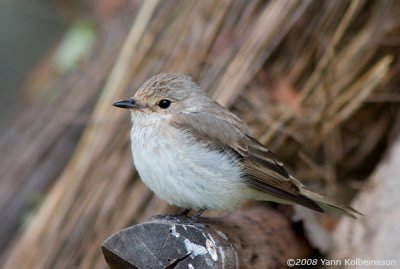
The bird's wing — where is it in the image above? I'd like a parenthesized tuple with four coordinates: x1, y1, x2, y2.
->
(171, 109, 323, 212)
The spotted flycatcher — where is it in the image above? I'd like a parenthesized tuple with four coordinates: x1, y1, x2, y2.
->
(113, 73, 360, 219)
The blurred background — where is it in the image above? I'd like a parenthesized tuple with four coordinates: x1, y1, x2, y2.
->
(0, 0, 399, 268)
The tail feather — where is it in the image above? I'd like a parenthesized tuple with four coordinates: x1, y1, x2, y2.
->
(300, 187, 362, 218)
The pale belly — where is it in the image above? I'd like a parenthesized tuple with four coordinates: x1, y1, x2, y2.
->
(130, 124, 251, 209)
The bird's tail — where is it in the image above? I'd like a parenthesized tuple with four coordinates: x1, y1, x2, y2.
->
(300, 187, 362, 218)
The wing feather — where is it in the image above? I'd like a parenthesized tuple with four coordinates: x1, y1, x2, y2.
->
(170, 109, 323, 212)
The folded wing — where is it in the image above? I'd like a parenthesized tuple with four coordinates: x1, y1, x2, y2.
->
(170, 108, 323, 212)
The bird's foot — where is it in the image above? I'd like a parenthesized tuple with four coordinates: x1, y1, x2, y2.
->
(151, 208, 207, 225)
(151, 208, 191, 223)
(184, 208, 207, 225)
(151, 214, 192, 224)
(177, 208, 191, 216)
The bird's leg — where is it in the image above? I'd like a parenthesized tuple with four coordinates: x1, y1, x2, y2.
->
(151, 208, 206, 224)
(177, 208, 191, 216)
(152, 208, 191, 222)
(167, 208, 192, 223)
(188, 208, 207, 223)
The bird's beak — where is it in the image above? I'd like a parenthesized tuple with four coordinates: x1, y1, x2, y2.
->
(113, 99, 144, 109)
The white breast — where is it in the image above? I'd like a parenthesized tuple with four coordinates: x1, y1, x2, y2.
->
(129, 113, 250, 209)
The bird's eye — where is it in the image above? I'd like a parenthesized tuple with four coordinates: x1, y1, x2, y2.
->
(158, 99, 171, 109)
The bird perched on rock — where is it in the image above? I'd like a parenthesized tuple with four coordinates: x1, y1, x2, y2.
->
(113, 73, 360, 220)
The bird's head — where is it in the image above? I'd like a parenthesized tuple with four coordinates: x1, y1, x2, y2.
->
(113, 73, 207, 120)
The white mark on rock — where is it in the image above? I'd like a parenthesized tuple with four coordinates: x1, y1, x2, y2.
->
(216, 231, 228, 241)
(188, 264, 194, 269)
(206, 239, 218, 262)
(233, 247, 239, 268)
(170, 225, 180, 238)
(219, 246, 225, 267)
(184, 239, 207, 258)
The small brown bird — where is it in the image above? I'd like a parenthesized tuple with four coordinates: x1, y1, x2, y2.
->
(113, 73, 361, 219)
